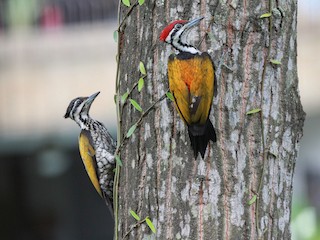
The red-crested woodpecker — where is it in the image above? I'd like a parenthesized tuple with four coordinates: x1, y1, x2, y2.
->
(160, 17, 216, 159)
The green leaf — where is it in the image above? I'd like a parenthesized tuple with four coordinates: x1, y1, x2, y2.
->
(138, 78, 144, 92)
(114, 94, 117, 104)
(248, 195, 257, 205)
(138, 0, 145, 5)
(126, 124, 137, 138)
(129, 99, 142, 112)
(121, 92, 129, 104)
(166, 92, 174, 101)
(122, 0, 130, 7)
(115, 155, 123, 167)
(139, 61, 146, 75)
(145, 217, 156, 233)
(246, 108, 261, 115)
(129, 210, 141, 221)
(260, 12, 272, 18)
(270, 59, 281, 65)
(113, 30, 118, 43)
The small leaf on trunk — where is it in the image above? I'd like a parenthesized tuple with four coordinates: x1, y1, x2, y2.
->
(270, 59, 281, 65)
(139, 61, 146, 75)
(115, 155, 123, 167)
(121, 92, 129, 104)
(166, 92, 174, 101)
(260, 12, 272, 18)
(145, 217, 156, 233)
(248, 195, 257, 205)
(129, 210, 141, 221)
(138, 78, 144, 92)
(122, 0, 130, 7)
(126, 124, 137, 138)
(129, 99, 142, 112)
(246, 108, 261, 115)
(113, 30, 118, 43)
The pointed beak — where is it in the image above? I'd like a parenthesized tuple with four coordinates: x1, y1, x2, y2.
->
(84, 91, 100, 107)
(82, 91, 100, 114)
(182, 16, 204, 30)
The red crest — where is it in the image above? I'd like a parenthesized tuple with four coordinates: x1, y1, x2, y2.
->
(159, 20, 187, 41)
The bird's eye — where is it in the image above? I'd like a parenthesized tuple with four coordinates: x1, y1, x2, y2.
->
(175, 24, 183, 30)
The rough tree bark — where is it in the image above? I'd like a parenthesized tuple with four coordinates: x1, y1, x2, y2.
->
(116, 0, 305, 239)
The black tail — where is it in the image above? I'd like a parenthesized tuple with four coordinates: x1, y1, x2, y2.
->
(188, 119, 216, 159)
(102, 192, 114, 219)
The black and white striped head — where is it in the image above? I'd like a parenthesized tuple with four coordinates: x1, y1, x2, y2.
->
(64, 92, 100, 129)
(160, 17, 203, 54)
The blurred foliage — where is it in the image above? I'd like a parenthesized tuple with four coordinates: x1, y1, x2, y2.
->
(5, 0, 40, 29)
(292, 201, 320, 240)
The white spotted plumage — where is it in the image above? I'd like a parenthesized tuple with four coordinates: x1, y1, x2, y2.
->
(64, 92, 116, 216)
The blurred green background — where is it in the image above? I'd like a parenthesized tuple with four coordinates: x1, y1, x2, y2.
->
(0, 1, 319, 239)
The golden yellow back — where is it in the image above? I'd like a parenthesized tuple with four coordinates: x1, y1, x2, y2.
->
(168, 52, 214, 126)
(79, 131, 102, 196)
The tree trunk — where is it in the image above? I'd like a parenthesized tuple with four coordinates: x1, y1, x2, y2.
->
(116, 0, 305, 239)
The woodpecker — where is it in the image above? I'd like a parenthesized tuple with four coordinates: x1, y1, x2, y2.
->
(64, 92, 116, 216)
(160, 17, 216, 159)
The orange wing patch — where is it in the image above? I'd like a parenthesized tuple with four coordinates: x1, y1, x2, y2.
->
(168, 53, 214, 126)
